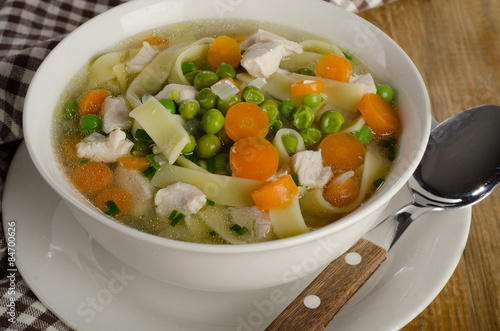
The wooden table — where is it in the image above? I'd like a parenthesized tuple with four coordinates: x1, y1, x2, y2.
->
(359, 0, 500, 329)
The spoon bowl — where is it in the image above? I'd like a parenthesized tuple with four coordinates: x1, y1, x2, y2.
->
(267, 105, 500, 330)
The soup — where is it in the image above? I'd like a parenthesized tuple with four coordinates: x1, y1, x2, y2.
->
(53, 20, 400, 244)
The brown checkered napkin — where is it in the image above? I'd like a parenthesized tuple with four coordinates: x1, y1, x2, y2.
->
(0, 0, 396, 330)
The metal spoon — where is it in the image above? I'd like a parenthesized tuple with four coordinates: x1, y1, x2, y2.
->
(266, 104, 500, 331)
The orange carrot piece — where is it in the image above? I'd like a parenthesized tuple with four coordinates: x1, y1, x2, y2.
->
(323, 174, 359, 208)
(71, 162, 113, 195)
(143, 35, 168, 46)
(95, 187, 133, 215)
(78, 89, 111, 116)
(229, 136, 279, 180)
(319, 132, 366, 171)
(357, 93, 399, 137)
(224, 102, 269, 142)
(207, 35, 242, 70)
(290, 79, 324, 96)
(117, 156, 151, 172)
(252, 174, 299, 210)
(315, 54, 352, 83)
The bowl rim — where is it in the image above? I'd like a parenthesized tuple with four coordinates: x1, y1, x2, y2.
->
(23, 0, 432, 255)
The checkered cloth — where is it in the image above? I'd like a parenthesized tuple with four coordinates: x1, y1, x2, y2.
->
(0, 0, 395, 329)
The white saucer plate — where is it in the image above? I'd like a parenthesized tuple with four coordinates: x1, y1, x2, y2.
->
(3, 143, 471, 331)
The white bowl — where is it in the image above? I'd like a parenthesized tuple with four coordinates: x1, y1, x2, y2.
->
(23, 0, 431, 291)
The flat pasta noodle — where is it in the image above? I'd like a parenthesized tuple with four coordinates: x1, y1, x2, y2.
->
(129, 97, 189, 164)
(197, 205, 247, 244)
(280, 51, 324, 72)
(175, 155, 209, 172)
(272, 128, 306, 167)
(269, 195, 309, 239)
(89, 51, 125, 86)
(299, 39, 345, 56)
(237, 73, 298, 102)
(168, 42, 212, 85)
(151, 163, 265, 207)
(299, 147, 391, 215)
(125, 37, 214, 108)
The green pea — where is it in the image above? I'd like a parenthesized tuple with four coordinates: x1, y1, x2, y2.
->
(280, 99, 296, 119)
(282, 134, 298, 156)
(216, 128, 232, 146)
(185, 70, 201, 85)
(64, 99, 78, 118)
(302, 93, 324, 109)
(355, 125, 373, 145)
(270, 119, 283, 131)
(79, 114, 101, 133)
(300, 127, 322, 146)
(297, 68, 315, 76)
(181, 61, 200, 74)
(217, 94, 241, 114)
(260, 100, 280, 122)
(292, 105, 315, 130)
(184, 118, 204, 138)
(213, 153, 230, 175)
(196, 134, 221, 159)
(376, 84, 395, 103)
(216, 62, 236, 79)
(201, 108, 225, 134)
(182, 134, 197, 153)
(159, 98, 176, 114)
(194, 71, 219, 90)
(198, 88, 219, 109)
(319, 110, 345, 133)
(179, 99, 200, 121)
(241, 86, 265, 105)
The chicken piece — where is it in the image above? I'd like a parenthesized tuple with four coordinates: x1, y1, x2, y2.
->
(77, 129, 133, 163)
(155, 182, 207, 217)
(292, 150, 333, 188)
(349, 73, 377, 95)
(101, 96, 131, 134)
(240, 29, 303, 56)
(126, 41, 159, 74)
(155, 83, 198, 102)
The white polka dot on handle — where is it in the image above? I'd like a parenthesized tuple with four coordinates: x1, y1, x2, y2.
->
(303, 295, 321, 309)
(345, 252, 362, 265)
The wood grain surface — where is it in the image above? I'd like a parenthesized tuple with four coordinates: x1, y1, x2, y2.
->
(358, 0, 500, 330)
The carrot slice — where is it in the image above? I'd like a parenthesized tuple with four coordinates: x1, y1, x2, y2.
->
(252, 174, 299, 210)
(229, 136, 279, 180)
(117, 156, 151, 172)
(71, 162, 113, 195)
(323, 174, 359, 208)
(290, 79, 324, 96)
(207, 35, 242, 70)
(95, 187, 133, 215)
(224, 102, 269, 142)
(357, 93, 399, 137)
(78, 89, 111, 116)
(315, 54, 352, 83)
(319, 132, 366, 171)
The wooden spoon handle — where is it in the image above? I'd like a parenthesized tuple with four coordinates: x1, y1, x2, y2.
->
(265, 238, 387, 331)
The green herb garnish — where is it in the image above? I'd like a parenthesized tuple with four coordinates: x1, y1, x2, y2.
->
(103, 200, 120, 216)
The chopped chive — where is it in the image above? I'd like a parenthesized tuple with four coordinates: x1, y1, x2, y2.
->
(373, 178, 385, 188)
(183, 152, 200, 163)
(80, 158, 89, 164)
(207, 157, 216, 173)
(209, 231, 216, 237)
(342, 50, 353, 61)
(134, 129, 152, 141)
(168, 210, 178, 221)
(146, 154, 161, 170)
(380, 137, 398, 161)
(229, 224, 249, 236)
(387, 147, 396, 161)
(291, 173, 300, 186)
(103, 200, 120, 216)
(143, 166, 156, 177)
(170, 212, 185, 226)
(206, 199, 215, 206)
